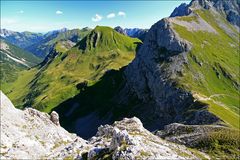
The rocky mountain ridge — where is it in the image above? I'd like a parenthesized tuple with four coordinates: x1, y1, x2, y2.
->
(119, 16, 218, 129)
(117, 0, 239, 129)
(0, 29, 44, 49)
(171, 0, 240, 28)
(0, 91, 208, 159)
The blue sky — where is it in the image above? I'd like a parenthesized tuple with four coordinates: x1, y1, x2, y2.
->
(1, 1, 190, 32)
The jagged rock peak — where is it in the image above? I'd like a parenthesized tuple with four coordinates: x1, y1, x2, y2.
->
(114, 26, 127, 35)
(209, 0, 240, 27)
(146, 18, 192, 53)
(170, 3, 192, 17)
(171, 0, 240, 27)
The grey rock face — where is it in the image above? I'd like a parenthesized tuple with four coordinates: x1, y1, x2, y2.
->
(190, 0, 240, 27)
(0, 91, 88, 159)
(190, 0, 213, 9)
(170, 3, 192, 17)
(88, 117, 209, 159)
(119, 17, 214, 129)
(114, 5, 227, 131)
(114, 26, 127, 35)
(171, 0, 240, 28)
(109, 128, 134, 150)
(212, 0, 240, 27)
(227, 10, 240, 27)
(114, 0, 240, 131)
(96, 124, 114, 137)
(88, 147, 104, 159)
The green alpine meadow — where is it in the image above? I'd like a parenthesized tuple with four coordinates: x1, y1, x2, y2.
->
(3, 26, 141, 112)
(0, 0, 239, 159)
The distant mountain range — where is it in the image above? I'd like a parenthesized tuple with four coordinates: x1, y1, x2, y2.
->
(0, 29, 44, 48)
(114, 26, 148, 41)
(0, 26, 147, 58)
(0, 28, 92, 58)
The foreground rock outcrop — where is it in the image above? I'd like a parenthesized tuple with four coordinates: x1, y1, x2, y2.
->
(0, 91, 88, 159)
(0, 91, 208, 159)
(87, 117, 209, 159)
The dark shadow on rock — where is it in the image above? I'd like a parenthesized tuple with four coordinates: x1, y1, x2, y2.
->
(53, 68, 139, 139)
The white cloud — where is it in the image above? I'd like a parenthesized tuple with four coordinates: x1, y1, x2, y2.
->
(107, 13, 115, 19)
(118, 11, 126, 17)
(92, 14, 103, 22)
(56, 10, 63, 15)
(18, 10, 24, 14)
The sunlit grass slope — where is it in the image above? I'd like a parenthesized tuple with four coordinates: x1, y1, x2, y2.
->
(6, 26, 141, 113)
(173, 9, 239, 129)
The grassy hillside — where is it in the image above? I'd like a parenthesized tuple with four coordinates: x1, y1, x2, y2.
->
(78, 26, 139, 52)
(0, 39, 41, 89)
(5, 26, 141, 112)
(172, 9, 239, 129)
(2, 69, 37, 109)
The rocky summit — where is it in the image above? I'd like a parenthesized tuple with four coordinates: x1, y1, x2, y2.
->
(0, 91, 209, 159)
